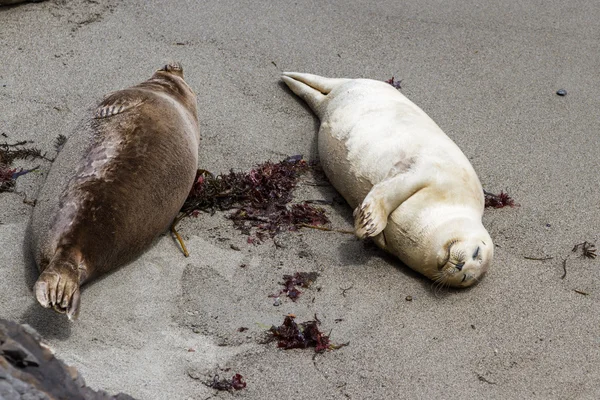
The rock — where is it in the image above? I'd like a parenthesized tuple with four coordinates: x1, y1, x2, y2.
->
(0, 319, 137, 400)
(0, 0, 46, 6)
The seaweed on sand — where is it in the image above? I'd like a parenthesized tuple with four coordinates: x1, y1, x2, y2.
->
(268, 315, 347, 353)
(0, 140, 47, 193)
(572, 241, 597, 259)
(270, 272, 319, 302)
(385, 77, 402, 89)
(179, 156, 330, 241)
(205, 374, 246, 391)
(483, 189, 517, 208)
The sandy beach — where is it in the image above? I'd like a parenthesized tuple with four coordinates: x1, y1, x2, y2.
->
(1, 1, 599, 399)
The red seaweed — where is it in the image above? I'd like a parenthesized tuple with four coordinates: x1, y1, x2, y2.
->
(483, 190, 517, 208)
(385, 77, 402, 89)
(0, 165, 16, 192)
(268, 315, 346, 353)
(205, 374, 247, 391)
(180, 156, 330, 240)
(231, 374, 247, 390)
(270, 272, 319, 302)
(0, 140, 48, 193)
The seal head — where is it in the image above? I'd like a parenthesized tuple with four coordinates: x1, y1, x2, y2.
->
(433, 222, 493, 288)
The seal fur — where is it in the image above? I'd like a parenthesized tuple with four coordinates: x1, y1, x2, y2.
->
(281, 72, 493, 288)
(30, 63, 199, 319)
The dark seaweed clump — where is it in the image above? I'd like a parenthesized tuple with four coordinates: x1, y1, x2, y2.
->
(385, 77, 402, 89)
(0, 165, 17, 192)
(572, 241, 597, 259)
(181, 156, 329, 240)
(270, 272, 319, 302)
(0, 141, 47, 193)
(269, 315, 346, 353)
(484, 190, 517, 208)
(205, 374, 246, 391)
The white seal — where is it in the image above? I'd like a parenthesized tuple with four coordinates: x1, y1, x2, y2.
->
(282, 72, 493, 287)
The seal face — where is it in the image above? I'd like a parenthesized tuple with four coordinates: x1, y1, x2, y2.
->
(30, 63, 200, 319)
(282, 72, 493, 288)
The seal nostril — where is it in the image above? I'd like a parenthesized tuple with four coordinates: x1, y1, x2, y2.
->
(456, 262, 464, 271)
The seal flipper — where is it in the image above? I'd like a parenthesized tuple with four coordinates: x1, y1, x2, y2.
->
(354, 172, 429, 239)
(34, 249, 83, 321)
(94, 91, 144, 119)
(281, 72, 349, 116)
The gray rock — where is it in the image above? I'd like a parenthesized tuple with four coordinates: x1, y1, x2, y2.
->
(0, 319, 136, 400)
(0, 0, 46, 6)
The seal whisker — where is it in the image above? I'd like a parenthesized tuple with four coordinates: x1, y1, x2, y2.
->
(431, 272, 450, 298)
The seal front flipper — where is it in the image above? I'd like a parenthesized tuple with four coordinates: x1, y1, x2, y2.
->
(94, 91, 144, 119)
(354, 171, 429, 239)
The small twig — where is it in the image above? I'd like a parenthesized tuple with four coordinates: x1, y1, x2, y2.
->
(301, 182, 332, 187)
(304, 199, 333, 205)
(170, 220, 189, 257)
(524, 256, 553, 261)
(573, 289, 589, 296)
(340, 284, 354, 297)
(561, 259, 567, 280)
(299, 223, 354, 235)
(477, 375, 497, 385)
(22, 197, 37, 207)
(172, 213, 186, 227)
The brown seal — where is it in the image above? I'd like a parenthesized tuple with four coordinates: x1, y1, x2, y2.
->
(29, 63, 199, 320)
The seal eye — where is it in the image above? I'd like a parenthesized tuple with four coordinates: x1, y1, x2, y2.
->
(473, 246, 480, 259)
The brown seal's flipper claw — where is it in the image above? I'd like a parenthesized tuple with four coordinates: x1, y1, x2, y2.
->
(34, 270, 62, 309)
(34, 281, 51, 308)
(66, 289, 81, 321)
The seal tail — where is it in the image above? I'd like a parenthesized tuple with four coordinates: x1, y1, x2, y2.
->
(281, 72, 349, 115)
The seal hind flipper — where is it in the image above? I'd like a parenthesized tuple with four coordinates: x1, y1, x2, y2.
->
(94, 92, 144, 119)
(282, 72, 348, 94)
(34, 249, 83, 320)
(281, 72, 349, 115)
